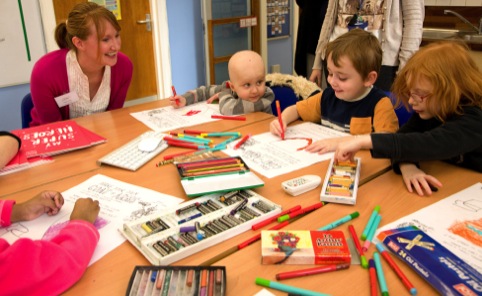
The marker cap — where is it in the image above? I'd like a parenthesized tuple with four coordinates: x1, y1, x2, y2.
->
(255, 277, 270, 287)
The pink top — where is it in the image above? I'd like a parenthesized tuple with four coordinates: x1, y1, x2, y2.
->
(29, 48, 133, 127)
(0, 200, 100, 295)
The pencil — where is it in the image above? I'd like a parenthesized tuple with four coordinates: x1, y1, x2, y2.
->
(276, 100, 285, 140)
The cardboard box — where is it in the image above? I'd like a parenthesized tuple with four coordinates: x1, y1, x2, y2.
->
(377, 226, 482, 296)
(261, 230, 351, 265)
(320, 157, 361, 205)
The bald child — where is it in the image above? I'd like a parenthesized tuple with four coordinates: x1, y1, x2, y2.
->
(169, 50, 274, 115)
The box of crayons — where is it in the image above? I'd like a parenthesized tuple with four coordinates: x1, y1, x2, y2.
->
(377, 226, 482, 296)
(320, 157, 361, 205)
(121, 189, 282, 265)
(176, 156, 264, 197)
(261, 230, 351, 265)
(126, 265, 226, 296)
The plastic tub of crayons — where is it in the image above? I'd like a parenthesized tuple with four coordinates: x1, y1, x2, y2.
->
(320, 157, 361, 205)
(126, 265, 226, 296)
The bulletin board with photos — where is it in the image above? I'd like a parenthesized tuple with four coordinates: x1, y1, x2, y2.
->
(267, 0, 291, 39)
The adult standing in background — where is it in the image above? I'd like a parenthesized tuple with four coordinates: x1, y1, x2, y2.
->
(29, 2, 133, 127)
(294, 0, 328, 78)
(309, 0, 424, 92)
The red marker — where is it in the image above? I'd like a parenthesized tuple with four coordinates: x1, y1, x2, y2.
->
(211, 114, 246, 121)
(172, 85, 180, 106)
(368, 259, 378, 296)
(348, 224, 368, 268)
(376, 243, 417, 295)
(251, 205, 301, 230)
(275, 263, 349, 280)
(277, 202, 324, 222)
(276, 100, 285, 140)
(238, 221, 289, 249)
(233, 134, 251, 150)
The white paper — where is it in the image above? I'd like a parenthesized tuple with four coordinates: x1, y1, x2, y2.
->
(1, 174, 183, 265)
(223, 122, 348, 178)
(376, 182, 482, 274)
(130, 102, 222, 132)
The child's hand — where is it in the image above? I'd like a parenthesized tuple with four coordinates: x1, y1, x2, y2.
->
(206, 93, 219, 104)
(335, 135, 371, 162)
(399, 163, 442, 196)
(169, 95, 186, 108)
(269, 119, 285, 137)
(305, 138, 343, 154)
(10, 191, 64, 223)
(70, 198, 100, 224)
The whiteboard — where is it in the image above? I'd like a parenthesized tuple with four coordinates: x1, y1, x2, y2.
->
(0, 0, 46, 87)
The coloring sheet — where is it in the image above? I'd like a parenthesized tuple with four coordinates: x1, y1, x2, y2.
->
(130, 102, 222, 132)
(1, 174, 183, 265)
(224, 122, 348, 178)
(376, 182, 482, 273)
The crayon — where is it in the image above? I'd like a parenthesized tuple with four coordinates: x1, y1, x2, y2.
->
(178, 213, 202, 225)
(234, 134, 251, 150)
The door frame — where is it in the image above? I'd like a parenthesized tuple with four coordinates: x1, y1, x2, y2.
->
(202, 0, 268, 85)
(38, 0, 172, 99)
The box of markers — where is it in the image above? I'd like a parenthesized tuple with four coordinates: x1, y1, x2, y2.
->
(121, 189, 282, 265)
(320, 157, 361, 205)
(126, 265, 226, 296)
(378, 226, 482, 296)
(261, 230, 351, 265)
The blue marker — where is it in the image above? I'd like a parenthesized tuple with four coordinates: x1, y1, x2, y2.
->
(362, 205, 380, 240)
(362, 214, 382, 252)
(373, 252, 389, 296)
(255, 278, 330, 296)
(318, 211, 359, 231)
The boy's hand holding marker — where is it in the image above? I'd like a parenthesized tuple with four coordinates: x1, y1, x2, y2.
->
(169, 85, 185, 108)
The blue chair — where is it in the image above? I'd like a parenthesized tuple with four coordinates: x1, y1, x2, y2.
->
(270, 85, 299, 116)
(21, 93, 33, 128)
(387, 92, 412, 127)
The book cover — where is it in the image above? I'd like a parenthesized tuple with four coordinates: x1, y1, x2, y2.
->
(261, 230, 351, 265)
(0, 149, 53, 176)
(378, 226, 482, 296)
(11, 120, 106, 158)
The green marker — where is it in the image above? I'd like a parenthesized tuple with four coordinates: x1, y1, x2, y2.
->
(255, 277, 330, 296)
(318, 211, 360, 231)
(362, 205, 381, 240)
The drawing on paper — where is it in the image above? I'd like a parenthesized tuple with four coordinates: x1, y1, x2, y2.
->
(448, 218, 482, 247)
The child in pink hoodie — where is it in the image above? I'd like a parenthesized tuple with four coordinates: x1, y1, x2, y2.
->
(0, 191, 100, 295)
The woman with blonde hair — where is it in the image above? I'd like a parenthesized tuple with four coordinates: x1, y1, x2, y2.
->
(335, 41, 482, 196)
(29, 2, 133, 126)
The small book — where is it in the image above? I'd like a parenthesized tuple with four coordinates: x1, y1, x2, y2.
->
(11, 120, 106, 158)
(261, 230, 351, 265)
(377, 226, 482, 295)
(176, 156, 264, 197)
(0, 149, 53, 176)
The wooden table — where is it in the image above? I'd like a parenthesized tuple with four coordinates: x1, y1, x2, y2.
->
(213, 161, 482, 295)
(0, 100, 273, 197)
(1, 104, 420, 296)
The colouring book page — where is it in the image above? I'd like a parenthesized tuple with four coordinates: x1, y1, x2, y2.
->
(0, 174, 183, 265)
(376, 182, 482, 273)
(130, 102, 222, 132)
(224, 122, 348, 178)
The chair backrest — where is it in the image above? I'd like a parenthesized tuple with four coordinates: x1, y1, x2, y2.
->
(387, 92, 413, 127)
(270, 86, 299, 116)
(21, 93, 33, 128)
